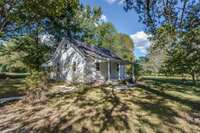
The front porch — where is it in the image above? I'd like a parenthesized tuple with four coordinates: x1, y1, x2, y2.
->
(95, 59, 132, 81)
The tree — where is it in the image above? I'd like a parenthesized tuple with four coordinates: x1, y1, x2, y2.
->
(113, 33, 134, 74)
(14, 36, 51, 71)
(0, 0, 22, 38)
(124, 0, 200, 33)
(82, 21, 134, 75)
(94, 22, 117, 48)
(83, 22, 134, 62)
(163, 27, 200, 85)
(16, 0, 81, 40)
(76, 5, 102, 44)
(19, 0, 102, 42)
(142, 24, 176, 75)
(0, 0, 101, 41)
(0, 41, 26, 72)
(124, 0, 200, 85)
(91, 23, 134, 61)
(0, 36, 51, 72)
(134, 57, 145, 81)
(141, 50, 165, 75)
(114, 33, 134, 62)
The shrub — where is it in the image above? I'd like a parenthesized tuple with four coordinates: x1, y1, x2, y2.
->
(24, 71, 48, 102)
(0, 73, 6, 79)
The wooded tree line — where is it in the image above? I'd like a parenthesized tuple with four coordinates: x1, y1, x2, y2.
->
(0, 0, 134, 73)
(124, 0, 200, 85)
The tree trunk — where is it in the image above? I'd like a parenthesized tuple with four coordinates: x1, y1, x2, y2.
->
(191, 73, 196, 86)
(181, 74, 186, 83)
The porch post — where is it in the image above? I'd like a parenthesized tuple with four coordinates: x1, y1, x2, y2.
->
(108, 60, 111, 80)
(124, 65, 126, 79)
(118, 64, 121, 80)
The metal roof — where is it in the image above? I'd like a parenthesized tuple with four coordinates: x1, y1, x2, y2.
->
(70, 39, 123, 61)
(42, 38, 132, 67)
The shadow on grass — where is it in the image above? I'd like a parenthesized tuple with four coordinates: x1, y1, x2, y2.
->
(51, 83, 199, 132)
(0, 82, 200, 133)
(137, 83, 200, 111)
(59, 85, 131, 133)
(0, 79, 25, 98)
(134, 99, 178, 123)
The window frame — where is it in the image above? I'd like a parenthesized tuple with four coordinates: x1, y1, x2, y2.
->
(95, 62, 100, 71)
(73, 62, 76, 72)
(117, 64, 119, 72)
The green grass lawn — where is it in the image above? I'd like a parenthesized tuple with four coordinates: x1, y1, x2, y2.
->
(0, 78, 200, 133)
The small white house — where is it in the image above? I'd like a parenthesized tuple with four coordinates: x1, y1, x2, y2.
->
(42, 38, 133, 84)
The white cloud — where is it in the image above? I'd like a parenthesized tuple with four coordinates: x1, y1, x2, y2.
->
(105, 0, 124, 5)
(118, 0, 125, 5)
(130, 31, 151, 54)
(100, 14, 108, 22)
(106, 0, 117, 4)
(40, 34, 55, 46)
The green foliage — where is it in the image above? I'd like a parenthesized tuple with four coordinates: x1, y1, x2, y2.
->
(134, 58, 143, 81)
(152, 24, 177, 49)
(114, 33, 134, 61)
(0, 0, 92, 40)
(113, 33, 134, 73)
(0, 36, 51, 72)
(162, 27, 200, 85)
(84, 22, 134, 62)
(145, 26, 200, 85)
(25, 71, 47, 89)
(124, 0, 200, 32)
(129, 8, 200, 85)
(0, 41, 27, 72)
(17, 0, 103, 41)
(95, 23, 117, 48)
(24, 71, 48, 102)
(124, 0, 199, 85)
(76, 5, 102, 43)
(14, 36, 51, 71)
(140, 27, 170, 75)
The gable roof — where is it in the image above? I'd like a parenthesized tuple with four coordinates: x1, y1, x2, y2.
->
(70, 39, 122, 61)
(42, 38, 131, 67)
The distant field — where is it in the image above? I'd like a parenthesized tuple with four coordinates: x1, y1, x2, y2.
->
(143, 76, 200, 86)
(0, 77, 200, 133)
(143, 75, 192, 79)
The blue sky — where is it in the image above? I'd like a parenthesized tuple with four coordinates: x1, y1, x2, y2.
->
(81, 0, 151, 58)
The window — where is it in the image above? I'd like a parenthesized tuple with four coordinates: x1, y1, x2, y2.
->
(96, 63, 100, 71)
(117, 64, 119, 72)
(73, 62, 76, 72)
